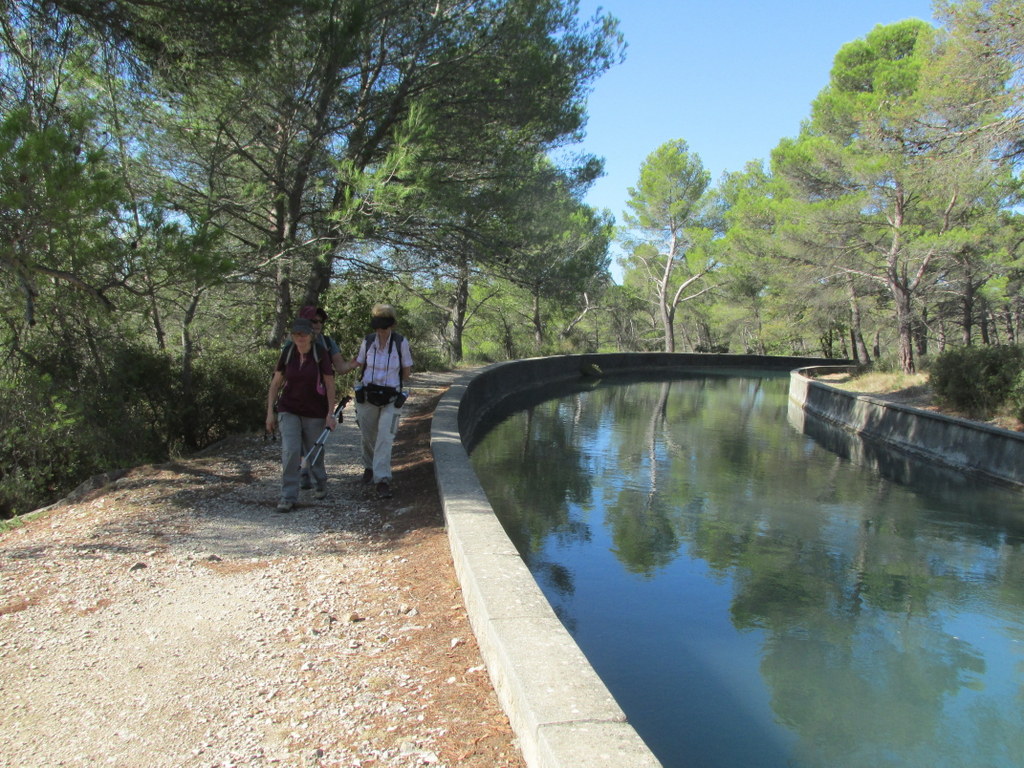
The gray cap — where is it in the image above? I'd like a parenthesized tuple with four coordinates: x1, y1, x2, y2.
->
(290, 318, 315, 335)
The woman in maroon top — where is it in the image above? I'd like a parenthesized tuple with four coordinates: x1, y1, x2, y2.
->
(265, 318, 337, 512)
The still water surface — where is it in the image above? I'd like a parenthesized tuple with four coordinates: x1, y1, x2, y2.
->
(469, 373, 1024, 768)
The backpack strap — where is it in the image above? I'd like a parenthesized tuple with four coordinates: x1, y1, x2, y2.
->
(282, 339, 320, 368)
(359, 332, 375, 380)
(393, 333, 404, 389)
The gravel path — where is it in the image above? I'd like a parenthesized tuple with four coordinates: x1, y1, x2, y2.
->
(0, 373, 525, 768)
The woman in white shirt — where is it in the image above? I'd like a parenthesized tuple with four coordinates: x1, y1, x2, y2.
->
(354, 304, 413, 499)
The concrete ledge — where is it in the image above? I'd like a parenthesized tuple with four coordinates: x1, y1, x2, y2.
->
(431, 353, 844, 768)
(789, 366, 1024, 488)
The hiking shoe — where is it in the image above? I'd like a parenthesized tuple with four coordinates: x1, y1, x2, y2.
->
(314, 487, 327, 500)
(376, 480, 393, 499)
(361, 468, 374, 484)
(276, 501, 293, 513)
(300, 479, 313, 490)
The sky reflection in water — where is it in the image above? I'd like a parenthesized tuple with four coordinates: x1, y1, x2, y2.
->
(469, 373, 1024, 768)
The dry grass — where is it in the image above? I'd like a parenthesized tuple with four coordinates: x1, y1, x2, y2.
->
(836, 371, 929, 394)
(815, 370, 932, 404)
(815, 369, 1023, 432)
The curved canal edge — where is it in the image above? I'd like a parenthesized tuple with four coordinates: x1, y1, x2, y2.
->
(790, 365, 1024, 489)
(429, 353, 842, 768)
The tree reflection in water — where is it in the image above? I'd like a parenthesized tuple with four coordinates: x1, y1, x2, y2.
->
(471, 373, 1024, 768)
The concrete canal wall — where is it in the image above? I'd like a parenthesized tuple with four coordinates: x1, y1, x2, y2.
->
(789, 366, 1024, 489)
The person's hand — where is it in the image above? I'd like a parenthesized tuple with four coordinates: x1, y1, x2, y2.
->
(265, 413, 276, 433)
(326, 412, 338, 430)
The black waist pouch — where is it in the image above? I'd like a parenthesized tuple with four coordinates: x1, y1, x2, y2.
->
(365, 383, 397, 406)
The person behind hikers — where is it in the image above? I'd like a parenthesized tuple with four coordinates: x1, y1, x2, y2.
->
(303, 305, 357, 378)
(265, 317, 337, 512)
(354, 304, 413, 499)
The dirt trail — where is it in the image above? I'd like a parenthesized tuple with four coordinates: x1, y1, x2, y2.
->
(0, 372, 525, 768)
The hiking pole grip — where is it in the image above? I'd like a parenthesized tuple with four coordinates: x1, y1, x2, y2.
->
(334, 395, 351, 421)
(301, 396, 350, 469)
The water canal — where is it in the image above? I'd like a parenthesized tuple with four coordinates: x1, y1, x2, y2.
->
(468, 371, 1024, 768)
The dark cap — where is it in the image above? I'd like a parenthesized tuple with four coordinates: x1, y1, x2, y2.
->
(290, 318, 315, 335)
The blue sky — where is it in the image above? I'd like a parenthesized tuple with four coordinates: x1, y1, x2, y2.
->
(571, 0, 938, 227)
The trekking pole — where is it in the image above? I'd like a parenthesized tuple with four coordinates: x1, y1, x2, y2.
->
(301, 396, 351, 470)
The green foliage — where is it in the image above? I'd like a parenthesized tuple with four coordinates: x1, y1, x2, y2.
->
(45, 0, 310, 78)
(319, 276, 396, 358)
(410, 344, 451, 373)
(625, 139, 710, 231)
(761, 16, 1024, 374)
(0, 374, 88, 518)
(187, 349, 276, 447)
(930, 345, 1024, 418)
(620, 139, 717, 352)
(9, 0, 1024, 519)
(870, 353, 912, 375)
(1, 0, 621, 517)
(0, 343, 270, 519)
(320, 277, 452, 376)
(0, 106, 125, 324)
(1010, 370, 1024, 424)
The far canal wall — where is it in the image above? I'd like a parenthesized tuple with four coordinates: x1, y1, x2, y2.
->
(458, 352, 840, 449)
(789, 366, 1024, 489)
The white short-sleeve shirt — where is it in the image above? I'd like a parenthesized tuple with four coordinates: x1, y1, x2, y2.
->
(357, 331, 413, 389)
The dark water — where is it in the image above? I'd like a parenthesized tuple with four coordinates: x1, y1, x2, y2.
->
(469, 373, 1024, 768)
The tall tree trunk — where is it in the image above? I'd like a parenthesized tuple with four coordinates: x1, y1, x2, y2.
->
(499, 314, 516, 358)
(448, 258, 470, 364)
(914, 305, 928, 358)
(659, 235, 677, 352)
(820, 328, 835, 358)
(532, 292, 543, 352)
(270, 257, 292, 346)
(892, 284, 916, 373)
(695, 317, 713, 352)
(752, 303, 765, 355)
(149, 292, 166, 352)
(180, 289, 204, 449)
(885, 190, 920, 373)
(304, 253, 332, 306)
(659, 280, 675, 353)
(848, 278, 870, 364)
(961, 289, 974, 345)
